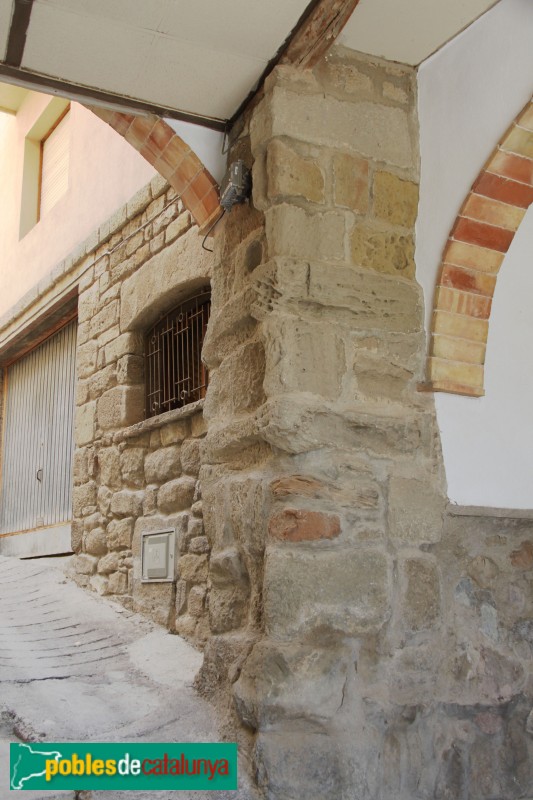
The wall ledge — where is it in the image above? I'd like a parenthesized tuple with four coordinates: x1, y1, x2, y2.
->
(447, 503, 533, 519)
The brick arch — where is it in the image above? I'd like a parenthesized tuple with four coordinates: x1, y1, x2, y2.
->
(427, 98, 533, 397)
(89, 107, 223, 234)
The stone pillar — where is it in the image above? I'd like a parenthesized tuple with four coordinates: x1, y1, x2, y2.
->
(197, 51, 448, 798)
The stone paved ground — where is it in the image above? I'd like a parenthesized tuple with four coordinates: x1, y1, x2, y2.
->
(0, 555, 256, 800)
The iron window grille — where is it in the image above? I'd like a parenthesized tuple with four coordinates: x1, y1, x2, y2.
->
(145, 287, 211, 418)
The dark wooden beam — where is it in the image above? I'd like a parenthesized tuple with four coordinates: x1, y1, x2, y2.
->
(281, 0, 362, 68)
(5, 0, 34, 68)
(229, 0, 360, 129)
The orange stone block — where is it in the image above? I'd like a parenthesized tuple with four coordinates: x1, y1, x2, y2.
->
(269, 509, 341, 542)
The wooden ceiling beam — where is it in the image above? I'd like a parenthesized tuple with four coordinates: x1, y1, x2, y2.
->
(280, 0, 362, 69)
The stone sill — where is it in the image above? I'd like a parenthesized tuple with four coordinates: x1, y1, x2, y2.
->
(447, 503, 533, 520)
(113, 400, 205, 443)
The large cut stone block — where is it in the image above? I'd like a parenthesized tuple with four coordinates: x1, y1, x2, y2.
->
(252, 85, 416, 170)
(267, 138, 324, 203)
(263, 546, 391, 638)
(264, 318, 345, 400)
(97, 386, 144, 430)
(388, 476, 445, 544)
(75, 402, 96, 446)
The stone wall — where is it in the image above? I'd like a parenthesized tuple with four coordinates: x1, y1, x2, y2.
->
(194, 49, 533, 799)
(6, 44, 532, 800)
(70, 178, 214, 638)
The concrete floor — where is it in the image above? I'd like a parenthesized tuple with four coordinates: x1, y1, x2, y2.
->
(0, 555, 255, 800)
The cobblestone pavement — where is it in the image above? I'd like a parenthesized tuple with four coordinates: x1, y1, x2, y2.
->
(0, 555, 255, 800)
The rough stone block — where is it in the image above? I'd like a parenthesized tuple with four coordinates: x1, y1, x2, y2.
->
(97, 551, 120, 574)
(84, 527, 108, 555)
(97, 486, 113, 516)
(165, 211, 192, 244)
(255, 730, 344, 800)
(180, 439, 202, 475)
(108, 571, 128, 594)
(117, 355, 144, 385)
(98, 447, 121, 489)
(208, 586, 249, 633)
(110, 490, 144, 518)
(401, 556, 441, 632)
(333, 152, 369, 212)
(253, 85, 415, 170)
(97, 386, 144, 430)
(234, 641, 350, 728)
(388, 476, 445, 544)
(191, 413, 208, 438)
(158, 476, 196, 514)
(269, 510, 341, 542)
(264, 319, 345, 400)
(266, 204, 345, 261)
(72, 481, 97, 516)
(72, 554, 98, 575)
(267, 138, 324, 203)
(373, 171, 418, 227)
(351, 223, 415, 278)
(160, 419, 190, 447)
(77, 342, 98, 380)
(120, 448, 146, 487)
(104, 332, 144, 365)
(210, 548, 249, 588)
(187, 586, 207, 617)
(189, 536, 209, 554)
(263, 547, 391, 638)
(178, 554, 208, 583)
(90, 299, 119, 338)
(89, 364, 117, 400)
(89, 574, 110, 595)
(73, 448, 90, 485)
(75, 402, 96, 446)
(144, 446, 182, 484)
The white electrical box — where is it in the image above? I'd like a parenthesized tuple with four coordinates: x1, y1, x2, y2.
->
(141, 529, 175, 583)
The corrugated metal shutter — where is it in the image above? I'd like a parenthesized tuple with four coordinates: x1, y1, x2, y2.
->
(40, 110, 70, 218)
(0, 321, 77, 536)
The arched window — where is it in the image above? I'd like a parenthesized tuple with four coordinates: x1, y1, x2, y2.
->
(145, 287, 210, 419)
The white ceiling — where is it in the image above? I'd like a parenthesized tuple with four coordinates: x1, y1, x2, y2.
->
(339, 0, 501, 66)
(0, 0, 506, 123)
(19, 0, 313, 120)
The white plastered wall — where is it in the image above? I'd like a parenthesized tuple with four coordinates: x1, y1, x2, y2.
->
(0, 93, 157, 318)
(416, 0, 533, 508)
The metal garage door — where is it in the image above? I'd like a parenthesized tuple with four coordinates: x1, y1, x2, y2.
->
(0, 321, 76, 555)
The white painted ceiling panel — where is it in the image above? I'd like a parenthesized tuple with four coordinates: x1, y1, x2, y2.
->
(338, 0, 501, 65)
(0, 0, 13, 61)
(23, 7, 156, 98)
(133, 36, 265, 120)
(21, 0, 311, 120)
